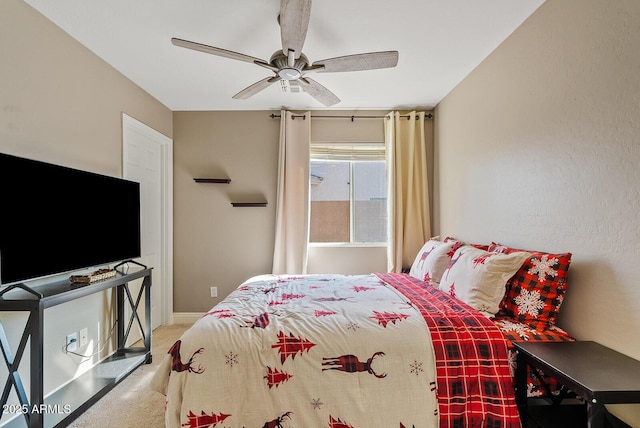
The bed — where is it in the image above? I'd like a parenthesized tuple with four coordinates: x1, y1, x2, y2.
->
(151, 238, 573, 428)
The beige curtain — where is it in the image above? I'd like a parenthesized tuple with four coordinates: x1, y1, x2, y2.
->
(385, 111, 431, 272)
(272, 110, 311, 274)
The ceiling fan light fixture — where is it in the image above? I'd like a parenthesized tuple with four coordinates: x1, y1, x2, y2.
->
(278, 67, 302, 80)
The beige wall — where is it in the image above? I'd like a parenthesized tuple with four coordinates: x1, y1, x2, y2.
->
(0, 0, 171, 403)
(172, 110, 397, 313)
(172, 111, 279, 313)
(435, 0, 640, 423)
(0, 1, 171, 170)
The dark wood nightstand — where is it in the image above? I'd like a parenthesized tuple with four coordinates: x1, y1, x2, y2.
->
(514, 341, 640, 428)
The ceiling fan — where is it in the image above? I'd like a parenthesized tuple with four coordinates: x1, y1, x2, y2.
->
(171, 0, 399, 106)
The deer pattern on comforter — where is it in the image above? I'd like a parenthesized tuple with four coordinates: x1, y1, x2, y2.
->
(151, 273, 521, 428)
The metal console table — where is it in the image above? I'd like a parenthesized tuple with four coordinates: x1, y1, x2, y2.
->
(0, 266, 152, 428)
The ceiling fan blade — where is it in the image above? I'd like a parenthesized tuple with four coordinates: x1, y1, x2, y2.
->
(232, 76, 279, 100)
(312, 51, 399, 73)
(279, 0, 312, 61)
(172, 38, 266, 65)
(297, 77, 340, 106)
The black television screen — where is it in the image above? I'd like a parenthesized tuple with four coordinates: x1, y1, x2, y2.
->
(0, 153, 141, 285)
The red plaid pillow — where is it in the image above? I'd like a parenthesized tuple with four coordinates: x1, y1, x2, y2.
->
(489, 243, 572, 331)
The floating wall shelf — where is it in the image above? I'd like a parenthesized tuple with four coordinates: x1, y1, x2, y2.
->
(231, 202, 268, 207)
(193, 178, 231, 183)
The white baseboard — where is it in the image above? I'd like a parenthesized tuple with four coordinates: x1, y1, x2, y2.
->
(171, 312, 204, 324)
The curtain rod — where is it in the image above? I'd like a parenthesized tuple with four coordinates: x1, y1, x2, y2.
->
(268, 113, 433, 121)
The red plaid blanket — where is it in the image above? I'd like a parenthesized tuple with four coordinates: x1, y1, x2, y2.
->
(378, 273, 522, 428)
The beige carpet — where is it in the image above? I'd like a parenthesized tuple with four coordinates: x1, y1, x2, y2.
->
(67, 324, 191, 428)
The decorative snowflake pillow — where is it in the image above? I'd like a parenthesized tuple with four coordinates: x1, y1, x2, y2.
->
(409, 238, 461, 284)
(489, 243, 572, 331)
(438, 245, 530, 317)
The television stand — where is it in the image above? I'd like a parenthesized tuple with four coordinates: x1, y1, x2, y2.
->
(113, 259, 147, 271)
(0, 266, 152, 428)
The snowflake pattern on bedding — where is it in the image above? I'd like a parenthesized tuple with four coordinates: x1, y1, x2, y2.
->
(489, 243, 572, 331)
(527, 255, 559, 282)
(514, 288, 545, 317)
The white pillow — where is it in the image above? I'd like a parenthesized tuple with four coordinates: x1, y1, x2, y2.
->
(439, 245, 530, 316)
(409, 239, 459, 284)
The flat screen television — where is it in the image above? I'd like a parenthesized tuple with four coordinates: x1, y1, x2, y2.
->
(0, 152, 141, 285)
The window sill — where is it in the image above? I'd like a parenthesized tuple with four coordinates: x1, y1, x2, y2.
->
(308, 242, 387, 248)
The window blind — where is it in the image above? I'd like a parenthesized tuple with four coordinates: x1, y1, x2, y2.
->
(310, 142, 385, 161)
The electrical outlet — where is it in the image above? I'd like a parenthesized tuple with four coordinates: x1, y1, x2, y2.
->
(79, 328, 88, 347)
(210, 286, 218, 298)
(66, 332, 78, 353)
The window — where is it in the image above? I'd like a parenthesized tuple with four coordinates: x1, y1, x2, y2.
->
(309, 143, 387, 244)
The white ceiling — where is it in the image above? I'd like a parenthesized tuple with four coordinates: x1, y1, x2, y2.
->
(24, 0, 544, 111)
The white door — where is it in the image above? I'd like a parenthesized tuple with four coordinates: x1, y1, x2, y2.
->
(122, 113, 173, 330)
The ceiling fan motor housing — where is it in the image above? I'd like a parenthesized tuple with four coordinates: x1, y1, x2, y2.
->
(272, 51, 308, 80)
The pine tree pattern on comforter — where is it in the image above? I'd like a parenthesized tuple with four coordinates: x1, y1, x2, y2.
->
(151, 273, 521, 428)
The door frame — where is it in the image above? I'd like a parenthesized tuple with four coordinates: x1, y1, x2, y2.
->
(122, 112, 174, 326)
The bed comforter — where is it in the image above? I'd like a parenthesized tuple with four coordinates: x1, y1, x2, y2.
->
(151, 273, 521, 428)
